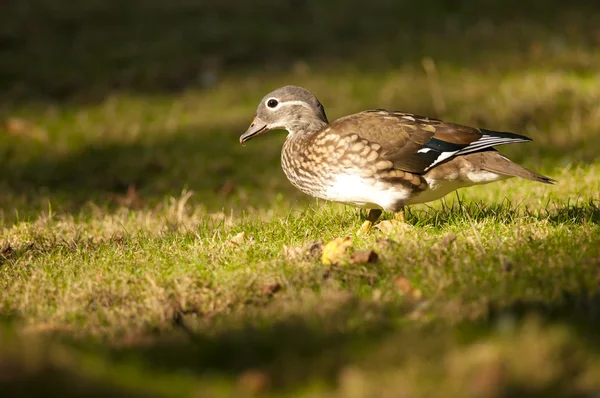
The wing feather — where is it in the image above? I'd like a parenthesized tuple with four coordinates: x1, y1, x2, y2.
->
(328, 111, 533, 174)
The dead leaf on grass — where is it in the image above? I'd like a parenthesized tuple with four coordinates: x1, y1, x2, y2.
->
(260, 282, 282, 297)
(217, 179, 236, 197)
(227, 231, 252, 247)
(109, 184, 143, 209)
(283, 240, 323, 261)
(237, 369, 270, 394)
(307, 240, 323, 259)
(375, 220, 413, 234)
(321, 237, 353, 265)
(0, 243, 13, 260)
(349, 250, 379, 264)
(4, 117, 48, 142)
(394, 277, 423, 299)
(502, 260, 514, 272)
(375, 238, 398, 250)
(441, 233, 457, 248)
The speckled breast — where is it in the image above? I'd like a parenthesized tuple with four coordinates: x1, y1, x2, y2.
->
(280, 129, 429, 211)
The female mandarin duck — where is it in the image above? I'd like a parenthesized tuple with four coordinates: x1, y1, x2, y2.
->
(240, 85, 554, 232)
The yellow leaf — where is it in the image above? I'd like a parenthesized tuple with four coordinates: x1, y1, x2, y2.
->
(321, 237, 353, 265)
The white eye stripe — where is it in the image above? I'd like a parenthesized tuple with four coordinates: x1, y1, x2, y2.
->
(265, 99, 314, 112)
(280, 100, 314, 110)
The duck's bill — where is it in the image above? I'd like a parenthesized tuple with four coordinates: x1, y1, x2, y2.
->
(240, 117, 269, 144)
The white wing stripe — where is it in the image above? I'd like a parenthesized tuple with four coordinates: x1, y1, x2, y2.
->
(423, 136, 530, 171)
(458, 138, 529, 153)
(425, 150, 459, 170)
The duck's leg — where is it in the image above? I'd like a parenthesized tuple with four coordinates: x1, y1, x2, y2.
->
(358, 209, 383, 234)
(394, 207, 405, 223)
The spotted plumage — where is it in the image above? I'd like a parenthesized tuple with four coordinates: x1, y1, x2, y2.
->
(240, 85, 554, 232)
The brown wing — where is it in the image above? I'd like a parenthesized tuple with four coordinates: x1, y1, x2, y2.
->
(328, 110, 531, 174)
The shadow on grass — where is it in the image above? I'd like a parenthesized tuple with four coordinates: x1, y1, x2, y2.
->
(0, 370, 150, 398)
(3, 287, 600, 396)
(1, 118, 593, 223)
(126, 301, 404, 389)
(486, 290, 600, 354)
(408, 199, 600, 228)
(0, 299, 410, 396)
(546, 201, 600, 225)
(0, 0, 597, 103)
(0, 124, 304, 218)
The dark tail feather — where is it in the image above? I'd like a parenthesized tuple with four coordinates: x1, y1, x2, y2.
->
(480, 151, 556, 184)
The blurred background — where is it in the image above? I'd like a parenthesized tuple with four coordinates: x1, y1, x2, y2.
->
(1, 2, 600, 396)
(0, 0, 599, 217)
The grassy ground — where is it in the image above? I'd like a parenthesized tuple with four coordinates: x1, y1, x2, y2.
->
(1, 1, 600, 396)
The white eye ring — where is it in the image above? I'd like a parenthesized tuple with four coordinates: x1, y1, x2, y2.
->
(266, 98, 280, 110)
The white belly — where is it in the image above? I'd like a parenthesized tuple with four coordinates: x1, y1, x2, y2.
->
(321, 174, 412, 211)
(311, 170, 509, 211)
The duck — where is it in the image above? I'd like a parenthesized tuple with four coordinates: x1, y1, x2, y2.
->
(240, 85, 554, 232)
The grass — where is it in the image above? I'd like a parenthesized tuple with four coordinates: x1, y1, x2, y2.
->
(1, 0, 600, 396)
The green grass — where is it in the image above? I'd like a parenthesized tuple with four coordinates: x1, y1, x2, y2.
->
(1, 1, 600, 396)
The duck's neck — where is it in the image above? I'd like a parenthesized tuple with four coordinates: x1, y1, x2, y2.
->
(285, 115, 328, 142)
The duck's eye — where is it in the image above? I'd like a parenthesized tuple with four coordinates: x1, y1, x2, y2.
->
(267, 99, 278, 108)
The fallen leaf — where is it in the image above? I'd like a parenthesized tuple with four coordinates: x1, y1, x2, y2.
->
(307, 241, 323, 259)
(282, 245, 303, 260)
(394, 277, 411, 292)
(376, 238, 398, 250)
(227, 232, 246, 247)
(469, 362, 505, 397)
(5, 117, 27, 134)
(502, 261, 514, 272)
(321, 237, 352, 265)
(260, 283, 281, 297)
(349, 250, 379, 264)
(375, 220, 413, 234)
(394, 277, 422, 299)
(109, 185, 143, 209)
(441, 233, 457, 248)
(0, 243, 13, 258)
(4, 117, 48, 141)
(217, 179, 236, 197)
(237, 369, 270, 394)
(372, 289, 382, 301)
(283, 240, 323, 261)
